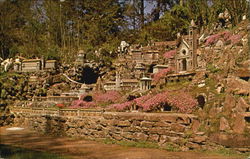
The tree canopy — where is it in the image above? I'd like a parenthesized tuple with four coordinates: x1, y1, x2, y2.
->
(0, 0, 248, 62)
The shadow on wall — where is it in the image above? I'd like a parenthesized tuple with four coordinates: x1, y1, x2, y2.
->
(45, 115, 66, 136)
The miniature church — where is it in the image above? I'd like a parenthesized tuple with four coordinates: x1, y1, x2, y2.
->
(174, 20, 198, 73)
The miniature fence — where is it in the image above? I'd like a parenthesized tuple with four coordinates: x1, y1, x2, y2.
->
(33, 96, 79, 102)
(10, 107, 103, 117)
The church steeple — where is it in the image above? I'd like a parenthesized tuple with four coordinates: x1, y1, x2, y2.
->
(189, 20, 198, 70)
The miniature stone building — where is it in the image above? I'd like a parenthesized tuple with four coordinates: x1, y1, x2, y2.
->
(14, 58, 57, 72)
(103, 81, 116, 91)
(120, 79, 139, 91)
(45, 60, 57, 70)
(103, 72, 139, 91)
(134, 63, 146, 78)
(21, 59, 41, 72)
(175, 20, 198, 73)
(130, 48, 159, 65)
(153, 65, 168, 74)
(75, 50, 86, 66)
(140, 77, 152, 91)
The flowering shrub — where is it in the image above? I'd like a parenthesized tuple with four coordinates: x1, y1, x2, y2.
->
(228, 34, 242, 45)
(153, 68, 171, 83)
(56, 103, 65, 109)
(110, 91, 197, 113)
(134, 94, 152, 107)
(69, 100, 96, 109)
(93, 91, 122, 104)
(205, 31, 232, 46)
(109, 101, 133, 111)
(163, 50, 176, 59)
(141, 92, 168, 111)
(166, 92, 198, 113)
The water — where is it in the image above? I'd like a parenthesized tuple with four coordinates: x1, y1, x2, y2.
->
(0, 144, 69, 159)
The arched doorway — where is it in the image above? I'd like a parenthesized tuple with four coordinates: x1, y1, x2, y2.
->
(197, 95, 205, 108)
(182, 59, 187, 71)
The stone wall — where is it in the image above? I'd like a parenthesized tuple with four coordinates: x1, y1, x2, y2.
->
(0, 105, 14, 126)
(12, 108, 215, 151)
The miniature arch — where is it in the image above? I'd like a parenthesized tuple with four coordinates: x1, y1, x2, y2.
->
(196, 93, 207, 109)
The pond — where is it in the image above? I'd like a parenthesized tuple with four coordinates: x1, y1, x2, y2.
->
(0, 144, 70, 159)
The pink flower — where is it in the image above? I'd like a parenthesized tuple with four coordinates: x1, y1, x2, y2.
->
(109, 101, 133, 111)
(228, 34, 242, 45)
(93, 91, 122, 104)
(69, 100, 96, 109)
(163, 50, 176, 59)
(109, 91, 197, 113)
(205, 31, 232, 46)
(153, 68, 171, 82)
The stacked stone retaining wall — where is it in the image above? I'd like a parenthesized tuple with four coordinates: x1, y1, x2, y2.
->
(11, 107, 215, 151)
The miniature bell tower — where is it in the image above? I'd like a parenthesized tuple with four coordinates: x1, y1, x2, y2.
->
(189, 20, 198, 70)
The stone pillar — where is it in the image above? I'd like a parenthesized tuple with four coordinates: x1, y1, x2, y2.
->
(140, 77, 152, 91)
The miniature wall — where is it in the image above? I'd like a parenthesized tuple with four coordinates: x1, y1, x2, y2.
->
(12, 107, 215, 151)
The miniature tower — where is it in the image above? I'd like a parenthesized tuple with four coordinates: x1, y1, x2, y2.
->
(189, 19, 198, 70)
(115, 71, 121, 90)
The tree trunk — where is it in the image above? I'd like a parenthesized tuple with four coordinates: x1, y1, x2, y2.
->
(140, 0, 144, 27)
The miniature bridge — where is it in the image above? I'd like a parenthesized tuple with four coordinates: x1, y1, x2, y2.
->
(62, 73, 84, 85)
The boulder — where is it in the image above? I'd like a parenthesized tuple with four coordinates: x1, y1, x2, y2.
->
(224, 94, 236, 112)
(232, 114, 245, 134)
(192, 136, 207, 144)
(235, 97, 249, 112)
(219, 117, 231, 131)
(191, 120, 201, 133)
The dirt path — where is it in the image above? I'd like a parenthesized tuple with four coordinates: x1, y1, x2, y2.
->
(0, 127, 245, 159)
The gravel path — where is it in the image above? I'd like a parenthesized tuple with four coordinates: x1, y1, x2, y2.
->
(0, 127, 245, 159)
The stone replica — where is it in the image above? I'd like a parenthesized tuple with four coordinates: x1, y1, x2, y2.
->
(74, 50, 86, 66)
(13, 56, 57, 72)
(1, 58, 13, 72)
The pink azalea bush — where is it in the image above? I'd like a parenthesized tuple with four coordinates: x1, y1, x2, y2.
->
(228, 34, 242, 45)
(109, 101, 133, 111)
(205, 31, 242, 46)
(110, 91, 197, 113)
(205, 31, 232, 46)
(163, 50, 176, 59)
(166, 92, 198, 113)
(134, 94, 152, 107)
(153, 68, 172, 83)
(69, 100, 96, 109)
(93, 91, 122, 104)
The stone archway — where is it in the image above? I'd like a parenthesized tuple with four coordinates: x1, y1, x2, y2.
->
(197, 95, 206, 108)
(182, 59, 187, 71)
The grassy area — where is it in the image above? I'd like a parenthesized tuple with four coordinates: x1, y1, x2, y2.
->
(199, 147, 250, 158)
(101, 138, 160, 149)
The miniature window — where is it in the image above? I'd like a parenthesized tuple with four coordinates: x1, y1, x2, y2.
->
(197, 95, 205, 108)
(245, 117, 250, 123)
(182, 49, 186, 55)
(163, 104, 172, 111)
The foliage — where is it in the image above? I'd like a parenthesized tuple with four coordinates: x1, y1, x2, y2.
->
(109, 101, 133, 111)
(163, 50, 176, 59)
(110, 91, 197, 113)
(93, 91, 122, 104)
(69, 100, 96, 109)
(206, 63, 221, 73)
(205, 31, 231, 46)
(228, 34, 242, 45)
(56, 103, 65, 109)
(153, 68, 172, 83)
(71, 91, 122, 109)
